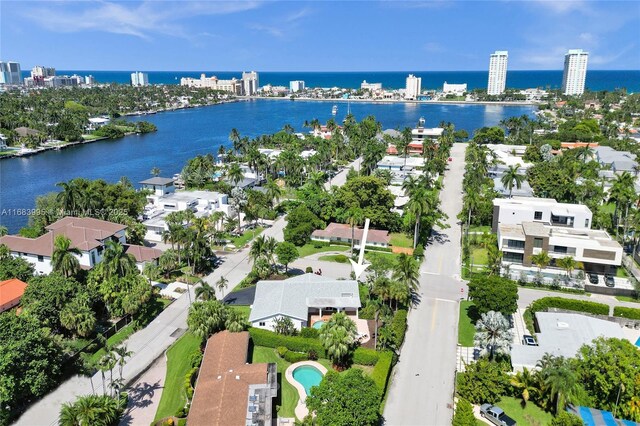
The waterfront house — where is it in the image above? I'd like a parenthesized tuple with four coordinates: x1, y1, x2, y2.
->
(0, 217, 161, 274)
(311, 222, 390, 248)
(249, 274, 361, 331)
(188, 331, 277, 426)
(87, 116, 111, 131)
(0, 278, 28, 313)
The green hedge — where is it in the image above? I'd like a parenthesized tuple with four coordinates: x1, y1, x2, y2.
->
(391, 310, 408, 348)
(284, 350, 309, 363)
(249, 327, 326, 356)
(613, 306, 640, 320)
(529, 297, 608, 316)
(353, 347, 379, 366)
(371, 351, 394, 397)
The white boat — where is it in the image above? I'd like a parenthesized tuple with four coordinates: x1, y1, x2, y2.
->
(331, 105, 338, 116)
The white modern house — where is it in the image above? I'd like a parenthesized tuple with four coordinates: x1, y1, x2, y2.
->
(498, 221, 623, 274)
(442, 82, 467, 96)
(87, 116, 111, 131)
(249, 274, 361, 331)
(492, 198, 593, 233)
(0, 217, 161, 275)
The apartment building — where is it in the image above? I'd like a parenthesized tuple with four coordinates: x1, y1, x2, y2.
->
(492, 198, 593, 233)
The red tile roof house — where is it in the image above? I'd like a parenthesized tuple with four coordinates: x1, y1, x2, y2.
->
(311, 222, 391, 249)
(0, 217, 162, 275)
(0, 278, 28, 313)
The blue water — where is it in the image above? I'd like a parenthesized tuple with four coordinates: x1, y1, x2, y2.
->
(636, 336, 640, 347)
(0, 99, 535, 233)
(312, 321, 325, 330)
(292, 365, 324, 395)
(22, 70, 640, 92)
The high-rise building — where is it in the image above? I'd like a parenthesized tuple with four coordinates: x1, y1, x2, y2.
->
(131, 72, 149, 87)
(487, 51, 508, 95)
(562, 49, 589, 96)
(0, 61, 22, 85)
(181, 74, 243, 94)
(405, 74, 421, 100)
(31, 66, 56, 78)
(85, 75, 95, 85)
(242, 71, 258, 96)
(289, 80, 305, 93)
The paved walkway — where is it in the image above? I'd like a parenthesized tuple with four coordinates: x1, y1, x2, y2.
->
(119, 355, 166, 426)
(384, 143, 467, 426)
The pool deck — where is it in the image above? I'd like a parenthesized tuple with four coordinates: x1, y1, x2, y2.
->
(284, 361, 328, 420)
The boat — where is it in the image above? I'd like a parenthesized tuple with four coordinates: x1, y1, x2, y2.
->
(331, 105, 337, 116)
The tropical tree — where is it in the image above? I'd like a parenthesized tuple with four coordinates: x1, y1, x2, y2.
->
(226, 162, 245, 187)
(195, 281, 217, 301)
(59, 394, 122, 426)
(510, 367, 539, 406)
(500, 164, 525, 198)
(473, 310, 513, 360)
(224, 309, 248, 332)
(273, 316, 297, 336)
(97, 351, 116, 396)
(529, 251, 551, 276)
(187, 299, 228, 342)
(404, 187, 429, 249)
(265, 178, 283, 207)
(112, 345, 132, 383)
(59, 293, 97, 337)
(0, 225, 8, 236)
(275, 241, 299, 273)
(150, 166, 160, 177)
(229, 187, 247, 234)
(319, 312, 359, 368)
(51, 235, 81, 278)
(215, 276, 228, 296)
(346, 205, 364, 256)
(392, 253, 420, 294)
(556, 256, 583, 280)
(101, 240, 137, 279)
(537, 355, 579, 414)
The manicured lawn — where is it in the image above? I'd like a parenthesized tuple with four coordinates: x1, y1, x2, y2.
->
(364, 251, 399, 264)
(231, 226, 264, 247)
(154, 332, 201, 421)
(616, 295, 640, 303)
(297, 243, 349, 258)
(390, 232, 413, 248)
(471, 247, 488, 266)
(458, 301, 477, 346)
(89, 323, 136, 364)
(616, 267, 629, 278)
(318, 254, 350, 263)
(251, 346, 333, 418)
(228, 305, 251, 320)
(495, 396, 553, 426)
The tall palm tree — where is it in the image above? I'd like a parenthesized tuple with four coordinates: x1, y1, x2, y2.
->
(537, 355, 578, 414)
(473, 310, 513, 360)
(500, 164, 525, 198)
(101, 240, 137, 279)
(392, 253, 420, 294)
(319, 312, 358, 368)
(150, 166, 161, 177)
(113, 345, 133, 383)
(510, 367, 539, 406)
(249, 234, 267, 265)
(346, 206, 364, 256)
(555, 256, 583, 280)
(405, 187, 429, 249)
(265, 178, 283, 207)
(229, 128, 241, 154)
(56, 180, 82, 214)
(226, 162, 245, 187)
(216, 276, 229, 295)
(52, 235, 81, 278)
(195, 281, 217, 301)
(97, 351, 116, 396)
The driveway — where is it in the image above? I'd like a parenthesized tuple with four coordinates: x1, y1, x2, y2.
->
(384, 143, 467, 426)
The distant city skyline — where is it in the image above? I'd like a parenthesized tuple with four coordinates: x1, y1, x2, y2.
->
(1, 1, 639, 71)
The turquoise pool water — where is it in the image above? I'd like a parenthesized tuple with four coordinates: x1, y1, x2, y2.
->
(635, 336, 640, 347)
(292, 365, 324, 395)
(312, 320, 325, 329)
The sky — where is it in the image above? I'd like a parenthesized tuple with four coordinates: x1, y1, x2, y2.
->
(1, 0, 639, 71)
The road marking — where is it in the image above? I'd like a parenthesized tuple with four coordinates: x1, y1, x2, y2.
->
(432, 297, 457, 304)
(421, 271, 440, 275)
(430, 299, 439, 332)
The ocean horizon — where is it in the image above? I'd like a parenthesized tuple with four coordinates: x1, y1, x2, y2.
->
(21, 70, 640, 93)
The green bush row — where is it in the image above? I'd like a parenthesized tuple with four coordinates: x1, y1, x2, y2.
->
(318, 239, 393, 252)
(249, 327, 326, 356)
(391, 310, 408, 348)
(184, 366, 198, 401)
(529, 297, 609, 316)
(371, 351, 394, 397)
(284, 350, 309, 363)
(613, 306, 640, 320)
(353, 347, 379, 366)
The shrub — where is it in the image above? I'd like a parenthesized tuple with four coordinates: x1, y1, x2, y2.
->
(189, 349, 203, 368)
(358, 304, 376, 320)
(307, 349, 318, 360)
(391, 309, 408, 348)
(305, 266, 313, 273)
(353, 347, 379, 366)
(249, 327, 326, 356)
(184, 367, 198, 401)
(276, 346, 289, 358)
(456, 359, 509, 404)
(333, 254, 349, 263)
(300, 327, 319, 339)
(413, 244, 424, 258)
(371, 351, 394, 396)
(283, 350, 308, 363)
(529, 297, 608, 316)
(313, 241, 329, 249)
(613, 306, 640, 320)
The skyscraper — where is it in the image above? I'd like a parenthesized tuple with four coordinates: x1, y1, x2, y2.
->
(0, 61, 22, 85)
(242, 71, 259, 96)
(487, 51, 508, 95)
(405, 74, 421, 100)
(562, 49, 589, 96)
(130, 71, 149, 87)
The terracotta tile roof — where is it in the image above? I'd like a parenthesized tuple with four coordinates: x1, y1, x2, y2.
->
(311, 222, 390, 245)
(0, 278, 28, 307)
(124, 245, 162, 263)
(188, 331, 271, 426)
(0, 233, 54, 257)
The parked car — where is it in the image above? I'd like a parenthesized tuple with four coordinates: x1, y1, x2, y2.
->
(480, 404, 517, 426)
(588, 273, 599, 284)
(605, 275, 615, 287)
(522, 335, 538, 346)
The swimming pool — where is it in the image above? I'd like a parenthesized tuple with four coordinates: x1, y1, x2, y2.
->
(292, 365, 324, 395)
(635, 336, 640, 347)
(312, 320, 325, 329)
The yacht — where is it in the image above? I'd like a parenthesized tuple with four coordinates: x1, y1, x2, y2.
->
(331, 105, 338, 115)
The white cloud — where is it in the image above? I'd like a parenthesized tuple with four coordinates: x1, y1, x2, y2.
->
(23, 1, 263, 40)
(248, 7, 312, 39)
(590, 44, 637, 65)
(424, 42, 444, 53)
(248, 23, 285, 38)
(528, 0, 590, 15)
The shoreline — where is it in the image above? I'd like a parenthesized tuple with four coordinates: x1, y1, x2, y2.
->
(246, 95, 539, 107)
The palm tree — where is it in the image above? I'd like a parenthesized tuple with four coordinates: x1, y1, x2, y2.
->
(346, 205, 364, 256)
(59, 395, 121, 426)
(473, 310, 513, 360)
(392, 253, 420, 294)
(405, 187, 429, 249)
(500, 164, 525, 198)
(52, 235, 81, 278)
(510, 367, 539, 406)
(249, 235, 267, 264)
(555, 256, 583, 280)
(195, 281, 217, 301)
(226, 162, 245, 187)
(216, 276, 229, 295)
(319, 312, 359, 368)
(229, 128, 241, 154)
(265, 178, 283, 207)
(529, 251, 551, 276)
(97, 351, 116, 396)
(112, 345, 132, 383)
(187, 300, 227, 341)
(150, 166, 161, 177)
(101, 240, 137, 279)
(0, 225, 8, 236)
(225, 309, 248, 332)
(537, 355, 578, 414)
(56, 180, 82, 213)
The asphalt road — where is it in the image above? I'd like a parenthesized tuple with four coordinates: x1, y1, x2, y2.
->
(384, 143, 467, 426)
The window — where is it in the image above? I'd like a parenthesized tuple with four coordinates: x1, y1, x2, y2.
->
(553, 246, 568, 254)
(37, 255, 44, 262)
(507, 240, 525, 249)
(503, 252, 524, 263)
(259, 322, 266, 326)
(534, 211, 543, 220)
(533, 238, 543, 249)
(585, 219, 590, 228)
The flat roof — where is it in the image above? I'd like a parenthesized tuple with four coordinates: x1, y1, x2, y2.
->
(139, 177, 175, 185)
